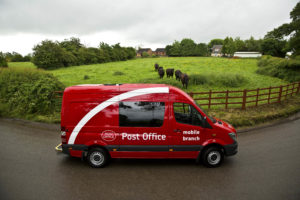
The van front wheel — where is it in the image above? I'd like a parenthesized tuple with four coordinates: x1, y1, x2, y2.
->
(201, 147, 224, 168)
(87, 148, 109, 168)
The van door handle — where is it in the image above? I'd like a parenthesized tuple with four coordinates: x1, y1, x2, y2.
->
(173, 129, 181, 133)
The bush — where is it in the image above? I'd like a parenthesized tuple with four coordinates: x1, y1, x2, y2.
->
(113, 71, 124, 76)
(32, 39, 136, 70)
(189, 74, 208, 85)
(217, 73, 247, 87)
(142, 52, 150, 58)
(140, 73, 247, 88)
(32, 40, 65, 69)
(257, 56, 300, 82)
(83, 75, 90, 80)
(0, 68, 65, 117)
(190, 73, 247, 87)
(0, 52, 8, 68)
(10, 52, 24, 62)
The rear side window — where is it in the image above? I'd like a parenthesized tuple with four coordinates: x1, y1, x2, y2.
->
(119, 102, 165, 127)
(173, 102, 204, 126)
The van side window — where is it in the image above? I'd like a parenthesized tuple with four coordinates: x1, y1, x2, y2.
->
(119, 102, 165, 127)
(173, 103, 204, 126)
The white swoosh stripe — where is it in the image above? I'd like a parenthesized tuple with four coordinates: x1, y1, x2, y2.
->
(68, 87, 169, 144)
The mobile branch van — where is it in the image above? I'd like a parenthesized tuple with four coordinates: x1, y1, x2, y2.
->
(57, 84, 237, 168)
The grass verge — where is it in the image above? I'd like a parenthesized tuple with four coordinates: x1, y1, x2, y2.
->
(207, 94, 300, 128)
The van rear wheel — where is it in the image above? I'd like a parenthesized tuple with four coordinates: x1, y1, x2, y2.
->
(201, 147, 224, 168)
(87, 148, 109, 168)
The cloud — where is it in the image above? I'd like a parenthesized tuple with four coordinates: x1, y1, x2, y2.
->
(0, 0, 298, 54)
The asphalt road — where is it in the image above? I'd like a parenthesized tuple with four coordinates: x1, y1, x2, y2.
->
(0, 118, 300, 200)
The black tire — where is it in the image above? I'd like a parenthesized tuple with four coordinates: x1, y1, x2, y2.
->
(201, 147, 224, 168)
(87, 148, 110, 168)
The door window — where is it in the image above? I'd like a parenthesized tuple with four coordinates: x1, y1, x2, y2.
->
(119, 101, 165, 127)
(173, 103, 204, 126)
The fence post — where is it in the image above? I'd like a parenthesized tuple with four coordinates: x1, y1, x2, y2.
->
(291, 83, 295, 97)
(278, 85, 283, 103)
(297, 82, 300, 94)
(208, 90, 212, 109)
(242, 89, 247, 110)
(286, 84, 289, 98)
(189, 92, 194, 99)
(268, 87, 271, 104)
(225, 90, 229, 109)
(256, 88, 259, 107)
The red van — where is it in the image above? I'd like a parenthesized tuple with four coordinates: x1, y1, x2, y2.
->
(57, 84, 237, 168)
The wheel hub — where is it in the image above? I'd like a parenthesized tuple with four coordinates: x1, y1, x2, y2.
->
(207, 151, 221, 165)
(90, 152, 104, 166)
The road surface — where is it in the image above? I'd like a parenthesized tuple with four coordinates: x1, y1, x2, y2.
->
(0, 118, 299, 200)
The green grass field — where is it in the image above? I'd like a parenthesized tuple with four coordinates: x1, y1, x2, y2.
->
(8, 62, 36, 69)
(9, 57, 287, 93)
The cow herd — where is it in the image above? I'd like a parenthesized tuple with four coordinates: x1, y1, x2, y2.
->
(154, 63, 189, 89)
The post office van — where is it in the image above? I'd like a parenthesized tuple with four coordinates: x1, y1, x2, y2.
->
(57, 84, 238, 168)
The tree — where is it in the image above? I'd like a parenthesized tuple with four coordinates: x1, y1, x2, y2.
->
(10, 52, 24, 62)
(77, 47, 99, 64)
(261, 38, 287, 57)
(166, 39, 208, 57)
(4, 52, 13, 62)
(141, 52, 150, 58)
(112, 43, 127, 61)
(125, 47, 136, 59)
(234, 37, 247, 51)
(208, 39, 224, 49)
(167, 40, 181, 56)
(265, 2, 300, 55)
(99, 42, 114, 62)
(23, 54, 32, 62)
(0, 52, 8, 67)
(59, 37, 83, 53)
(165, 45, 172, 56)
(32, 39, 136, 69)
(32, 40, 65, 69)
(245, 36, 262, 52)
(222, 37, 236, 56)
(61, 49, 78, 66)
(180, 38, 197, 56)
(195, 43, 209, 56)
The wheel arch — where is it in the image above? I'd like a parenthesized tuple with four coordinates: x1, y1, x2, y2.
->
(88, 145, 110, 155)
(81, 144, 111, 160)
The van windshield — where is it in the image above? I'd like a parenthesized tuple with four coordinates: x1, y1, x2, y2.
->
(194, 101, 217, 123)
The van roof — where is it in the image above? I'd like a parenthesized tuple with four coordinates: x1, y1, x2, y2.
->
(64, 83, 193, 101)
(66, 84, 168, 92)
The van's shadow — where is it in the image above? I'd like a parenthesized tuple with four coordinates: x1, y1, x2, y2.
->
(59, 155, 234, 169)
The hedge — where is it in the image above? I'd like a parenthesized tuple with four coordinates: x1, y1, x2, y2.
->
(0, 68, 65, 117)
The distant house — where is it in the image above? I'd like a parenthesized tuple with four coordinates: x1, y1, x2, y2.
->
(233, 52, 262, 58)
(285, 51, 292, 59)
(211, 45, 223, 57)
(154, 48, 166, 56)
(136, 48, 152, 57)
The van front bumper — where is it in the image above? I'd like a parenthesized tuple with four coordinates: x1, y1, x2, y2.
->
(224, 141, 238, 156)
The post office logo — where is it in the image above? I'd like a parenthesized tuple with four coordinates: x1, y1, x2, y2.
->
(101, 130, 116, 142)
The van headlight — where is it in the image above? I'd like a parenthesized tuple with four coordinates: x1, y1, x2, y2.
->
(228, 132, 237, 142)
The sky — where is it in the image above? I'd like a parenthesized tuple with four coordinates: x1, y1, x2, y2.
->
(0, 0, 298, 55)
